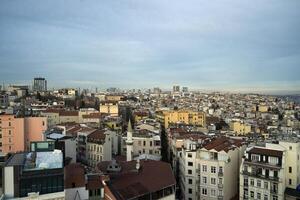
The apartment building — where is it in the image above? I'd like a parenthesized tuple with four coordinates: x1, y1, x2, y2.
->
(230, 121, 252, 135)
(99, 101, 119, 116)
(158, 109, 206, 128)
(121, 130, 161, 161)
(179, 136, 246, 200)
(41, 109, 79, 127)
(0, 114, 47, 153)
(86, 129, 118, 167)
(240, 140, 300, 200)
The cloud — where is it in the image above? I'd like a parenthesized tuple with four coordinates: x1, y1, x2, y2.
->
(0, 0, 300, 93)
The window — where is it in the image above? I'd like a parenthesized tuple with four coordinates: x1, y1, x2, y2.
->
(289, 146, 292, 150)
(250, 191, 254, 198)
(257, 192, 261, 199)
(250, 179, 254, 186)
(188, 153, 192, 158)
(264, 181, 268, 189)
(202, 176, 207, 184)
(244, 178, 248, 186)
(219, 166, 223, 174)
(211, 177, 216, 185)
(202, 188, 207, 195)
(251, 154, 259, 161)
(273, 195, 278, 200)
(188, 170, 192, 175)
(289, 179, 292, 185)
(188, 162, 193, 166)
(8, 122, 11, 126)
(219, 178, 223, 184)
(149, 150, 153, 154)
(42, 121, 45, 126)
(143, 141, 146, 146)
(150, 141, 153, 146)
(264, 195, 268, 200)
(202, 165, 207, 172)
(289, 167, 292, 173)
(8, 130, 11, 135)
(188, 188, 192, 194)
(211, 166, 216, 173)
(188, 179, 192, 184)
(257, 180, 261, 188)
(211, 189, 216, 197)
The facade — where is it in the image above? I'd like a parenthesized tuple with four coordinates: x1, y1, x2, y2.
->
(159, 110, 206, 128)
(99, 101, 119, 116)
(240, 141, 300, 200)
(41, 110, 79, 127)
(230, 121, 252, 135)
(86, 130, 115, 167)
(179, 136, 246, 200)
(0, 114, 47, 153)
(33, 77, 47, 92)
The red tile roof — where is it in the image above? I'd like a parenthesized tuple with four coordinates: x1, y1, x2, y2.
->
(98, 160, 176, 199)
(64, 163, 85, 189)
(247, 147, 283, 157)
(202, 136, 244, 152)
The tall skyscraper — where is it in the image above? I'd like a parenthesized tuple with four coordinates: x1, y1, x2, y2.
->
(33, 77, 47, 91)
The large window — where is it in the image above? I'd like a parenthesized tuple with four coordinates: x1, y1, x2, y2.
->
(202, 188, 207, 195)
(202, 165, 207, 172)
(211, 166, 216, 173)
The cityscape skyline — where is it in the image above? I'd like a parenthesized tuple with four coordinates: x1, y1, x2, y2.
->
(1, 0, 300, 93)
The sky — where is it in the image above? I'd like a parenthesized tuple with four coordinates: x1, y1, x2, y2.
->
(0, 0, 300, 94)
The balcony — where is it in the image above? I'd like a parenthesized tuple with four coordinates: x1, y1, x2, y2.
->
(218, 184, 223, 188)
(244, 160, 281, 169)
(218, 171, 223, 176)
(242, 171, 280, 182)
(218, 195, 223, 200)
(270, 189, 278, 194)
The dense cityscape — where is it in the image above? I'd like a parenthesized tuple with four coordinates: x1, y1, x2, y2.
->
(1, 0, 300, 199)
(0, 79, 299, 200)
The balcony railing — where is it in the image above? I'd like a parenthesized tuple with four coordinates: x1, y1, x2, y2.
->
(218, 171, 223, 176)
(218, 184, 223, 188)
(242, 171, 280, 182)
(218, 195, 223, 200)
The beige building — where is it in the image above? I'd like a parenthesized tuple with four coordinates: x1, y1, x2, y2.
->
(86, 130, 118, 167)
(179, 136, 246, 200)
(99, 101, 118, 116)
(41, 110, 79, 127)
(239, 140, 300, 200)
(158, 109, 206, 128)
(122, 132, 161, 160)
(230, 121, 251, 135)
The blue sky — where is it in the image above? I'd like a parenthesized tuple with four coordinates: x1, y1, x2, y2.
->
(0, 0, 300, 93)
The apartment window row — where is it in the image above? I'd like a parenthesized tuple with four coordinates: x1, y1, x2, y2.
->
(247, 190, 272, 200)
(201, 188, 223, 197)
(246, 178, 269, 189)
(201, 165, 223, 174)
(202, 176, 222, 185)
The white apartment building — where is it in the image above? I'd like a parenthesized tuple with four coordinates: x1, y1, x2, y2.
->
(240, 140, 300, 200)
(179, 136, 246, 200)
(86, 130, 118, 167)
